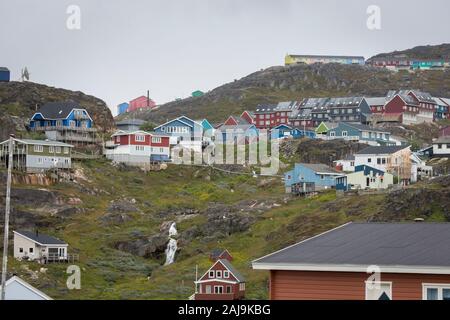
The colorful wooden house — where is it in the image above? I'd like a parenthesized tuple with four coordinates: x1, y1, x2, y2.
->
(0, 67, 10, 82)
(115, 119, 146, 132)
(218, 124, 258, 144)
(254, 101, 300, 129)
(383, 94, 420, 124)
(154, 116, 204, 152)
(285, 54, 365, 66)
(432, 136, 450, 158)
(354, 145, 414, 182)
(345, 165, 394, 190)
(29, 102, 97, 145)
(403, 90, 436, 123)
(314, 121, 338, 137)
(209, 249, 233, 262)
(270, 125, 315, 140)
(284, 163, 344, 194)
(439, 125, 450, 137)
(128, 95, 156, 112)
(192, 90, 204, 98)
(240, 111, 255, 124)
(105, 130, 170, 164)
(117, 102, 129, 115)
(326, 123, 391, 146)
(194, 259, 245, 300)
(253, 222, 450, 300)
(0, 138, 73, 173)
(433, 98, 450, 120)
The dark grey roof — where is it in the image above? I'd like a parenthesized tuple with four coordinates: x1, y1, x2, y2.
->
(356, 145, 408, 155)
(36, 102, 82, 119)
(0, 67, 10, 72)
(343, 123, 390, 133)
(365, 97, 387, 106)
(254, 104, 277, 113)
(253, 222, 450, 267)
(211, 248, 225, 257)
(15, 230, 67, 245)
(219, 259, 245, 282)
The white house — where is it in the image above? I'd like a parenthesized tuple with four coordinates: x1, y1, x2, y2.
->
(346, 165, 394, 190)
(354, 145, 415, 183)
(13, 230, 68, 263)
(333, 155, 355, 172)
(432, 136, 450, 157)
(0, 276, 52, 300)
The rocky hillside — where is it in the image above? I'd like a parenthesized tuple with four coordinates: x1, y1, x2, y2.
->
(369, 43, 450, 61)
(0, 146, 448, 299)
(0, 81, 115, 141)
(119, 60, 450, 124)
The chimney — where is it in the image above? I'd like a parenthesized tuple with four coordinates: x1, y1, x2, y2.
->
(36, 229, 39, 237)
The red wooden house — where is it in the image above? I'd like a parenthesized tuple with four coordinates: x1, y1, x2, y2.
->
(253, 222, 450, 300)
(105, 130, 170, 163)
(383, 94, 420, 124)
(209, 249, 233, 262)
(128, 96, 156, 112)
(194, 259, 246, 300)
(223, 116, 248, 126)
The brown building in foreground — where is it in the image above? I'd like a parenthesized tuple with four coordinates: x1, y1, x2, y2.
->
(252, 222, 450, 300)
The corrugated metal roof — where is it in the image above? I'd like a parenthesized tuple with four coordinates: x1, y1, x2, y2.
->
(253, 222, 450, 267)
(35, 102, 82, 119)
(219, 259, 245, 282)
(298, 163, 342, 174)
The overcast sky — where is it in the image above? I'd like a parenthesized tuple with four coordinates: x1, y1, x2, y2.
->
(1, 0, 449, 115)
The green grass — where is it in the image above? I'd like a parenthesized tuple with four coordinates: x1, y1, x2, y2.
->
(3, 160, 448, 299)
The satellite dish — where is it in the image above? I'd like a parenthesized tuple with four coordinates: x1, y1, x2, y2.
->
(21, 67, 30, 81)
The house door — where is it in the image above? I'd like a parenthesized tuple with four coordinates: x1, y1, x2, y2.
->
(48, 248, 59, 260)
(366, 177, 370, 187)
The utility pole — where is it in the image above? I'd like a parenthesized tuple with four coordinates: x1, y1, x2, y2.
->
(1, 135, 14, 300)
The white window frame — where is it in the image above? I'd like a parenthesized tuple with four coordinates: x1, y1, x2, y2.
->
(223, 270, 230, 278)
(365, 281, 392, 300)
(135, 135, 145, 142)
(208, 270, 215, 278)
(239, 283, 245, 291)
(422, 283, 450, 300)
(152, 137, 161, 144)
(214, 286, 223, 294)
(342, 131, 348, 137)
(34, 145, 44, 153)
(216, 270, 222, 278)
(55, 146, 61, 153)
(49, 146, 54, 153)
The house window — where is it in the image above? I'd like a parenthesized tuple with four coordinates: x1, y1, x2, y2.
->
(209, 271, 215, 278)
(55, 147, 61, 153)
(365, 281, 392, 300)
(239, 283, 246, 291)
(64, 147, 69, 154)
(214, 286, 223, 294)
(135, 135, 145, 142)
(342, 131, 348, 137)
(223, 271, 230, 278)
(368, 158, 372, 163)
(152, 137, 161, 144)
(320, 175, 324, 180)
(226, 286, 232, 294)
(329, 131, 335, 137)
(19, 248, 23, 253)
(29, 248, 34, 253)
(377, 158, 381, 165)
(34, 145, 44, 153)
(423, 284, 450, 300)
(49, 146, 54, 153)
(216, 270, 222, 278)
(205, 285, 212, 294)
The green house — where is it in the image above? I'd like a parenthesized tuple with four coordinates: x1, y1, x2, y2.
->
(0, 138, 73, 173)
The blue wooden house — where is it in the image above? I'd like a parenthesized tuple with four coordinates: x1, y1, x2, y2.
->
(218, 124, 258, 144)
(117, 102, 129, 115)
(284, 163, 343, 194)
(326, 123, 391, 145)
(29, 102, 97, 145)
(0, 67, 10, 82)
(271, 125, 316, 140)
(154, 116, 204, 151)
